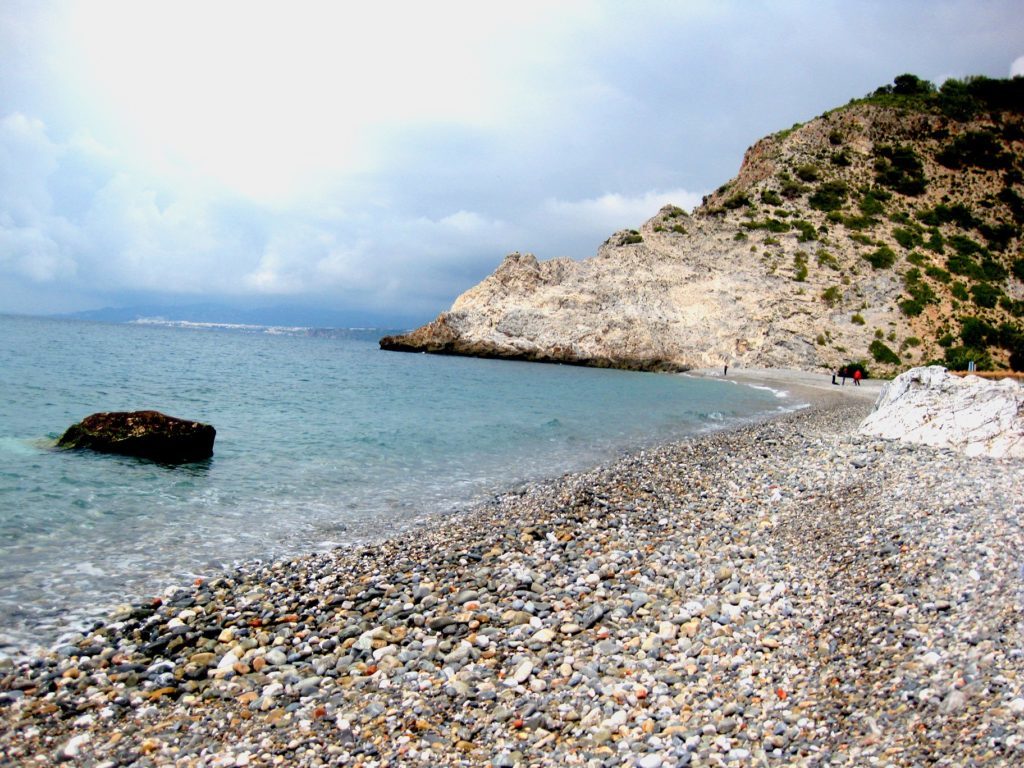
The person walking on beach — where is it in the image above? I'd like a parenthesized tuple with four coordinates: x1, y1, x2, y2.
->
(723, 363, 728, 377)
(853, 369, 862, 386)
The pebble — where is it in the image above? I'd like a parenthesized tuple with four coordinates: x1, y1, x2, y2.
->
(1, 402, 1022, 767)
(512, 660, 534, 684)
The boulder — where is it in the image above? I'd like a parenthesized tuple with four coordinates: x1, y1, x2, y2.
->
(57, 410, 216, 463)
(858, 366, 1024, 458)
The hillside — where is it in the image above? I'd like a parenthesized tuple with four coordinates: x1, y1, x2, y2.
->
(382, 75, 1024, 374)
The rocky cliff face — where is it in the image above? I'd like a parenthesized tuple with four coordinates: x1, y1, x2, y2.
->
(382, 76, 1024, 373)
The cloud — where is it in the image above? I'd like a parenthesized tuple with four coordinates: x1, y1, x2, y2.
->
(3, 2, 1024, 320)
(0, 114, 78, 284)
(0, 108, 522, 317)
(1012, 55, 1024, 77)
(544, 189, 705, 233)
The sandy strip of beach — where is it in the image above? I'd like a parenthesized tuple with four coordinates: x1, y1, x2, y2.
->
(688, 366, 886, 406)
(2, 373, 1022, 767)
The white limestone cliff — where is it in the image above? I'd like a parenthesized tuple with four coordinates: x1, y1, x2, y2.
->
(381, 91, 1024, 374)
(858, 366, 1024, 458)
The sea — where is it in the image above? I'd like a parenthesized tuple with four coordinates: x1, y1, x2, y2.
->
(0, 313, 801, 655)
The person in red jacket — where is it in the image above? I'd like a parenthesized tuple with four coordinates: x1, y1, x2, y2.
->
(853, 369, 862, 386)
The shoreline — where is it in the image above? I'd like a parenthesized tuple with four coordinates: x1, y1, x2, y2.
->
(0, 368, 837, 659)
(2, 383, 1023, 766)
(687, 366, 886, 407)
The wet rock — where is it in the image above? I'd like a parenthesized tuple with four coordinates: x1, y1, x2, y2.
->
(57, 410, 216, 463)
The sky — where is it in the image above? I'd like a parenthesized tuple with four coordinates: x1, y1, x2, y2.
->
(1, 1, 1023, 326)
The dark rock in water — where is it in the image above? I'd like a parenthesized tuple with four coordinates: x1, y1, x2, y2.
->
(57, 410, 216, 463)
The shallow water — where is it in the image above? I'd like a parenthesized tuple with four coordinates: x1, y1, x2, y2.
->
(0, 314, 797, 653)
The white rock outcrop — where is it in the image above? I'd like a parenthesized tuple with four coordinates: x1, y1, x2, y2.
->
(858, 366, 1024, 458)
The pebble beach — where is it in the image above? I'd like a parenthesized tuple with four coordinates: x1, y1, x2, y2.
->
(1, 374, 1022, 767)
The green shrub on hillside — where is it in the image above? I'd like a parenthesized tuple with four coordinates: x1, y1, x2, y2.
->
(793, 252, 809, 282)
(917, 203, 980, 229)
(841, 214, 876, 231)
(743, 218, 791, 233)
(899, 299, 925, 317)
(981, 258, 1007, 281)
(874, 145, 927, 196)
(943, 345, 993, 371)
(858, 74, 1023, 122)
(792, 220, 817, 242)
(863, 246, 896, 269)
(851, 313, 866, 325)
(924, 230, 944, 253)
(925, 265, 951, 282)
(808, 181, 849, 212)
(936, 78, 981, 120)
(946, 252, 984, 280)
(951, 282, 970, 301)
(816, 249, 840, 270)
(970, 282, 1001, 308)
(1012, 258, 1024, 282)
(822, 285, 842, 306)
(949, 234, 987, 257)
(999, 188, 1024, 226)
(760, 190, 783, 206)
(777, 173, 808, 200)
(893, 227, 923, 249)
(899, 268, 937, 316)
(892, 73, 935, 96)
(1002, 297, 1024, 317)
(796, 165, 820, 182)
(960, 316, 998, 347)
(979, 222, 1018, 251)
(859, 191, 887, 216)
(937, 130, 1013, 171)
(869, 339, 901, 365)
(723, 193, 751, 210)
(831, 150, 851, 167)
(954, 318, 1024, 370)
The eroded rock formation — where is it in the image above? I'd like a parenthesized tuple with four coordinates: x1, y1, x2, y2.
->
(858, 366, 1024, 457)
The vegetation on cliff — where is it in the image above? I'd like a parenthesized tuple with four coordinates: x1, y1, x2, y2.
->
(703, 74, 1024, 372)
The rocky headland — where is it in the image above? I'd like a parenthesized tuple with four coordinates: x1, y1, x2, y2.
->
(382, 75, 1024, 376)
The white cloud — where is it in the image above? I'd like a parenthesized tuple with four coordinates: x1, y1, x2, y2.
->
(0, 224, 73, 282)
(1011, 55, 1024, 77)
(4, 2, 1024, 319)
(544, 188, 705, 232)
(59, 1, 592, 203)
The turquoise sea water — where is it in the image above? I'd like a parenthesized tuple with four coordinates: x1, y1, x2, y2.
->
(0, 314, 797, 653)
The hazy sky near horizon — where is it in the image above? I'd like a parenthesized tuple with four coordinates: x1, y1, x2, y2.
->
(2, 1, 1023, 323)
